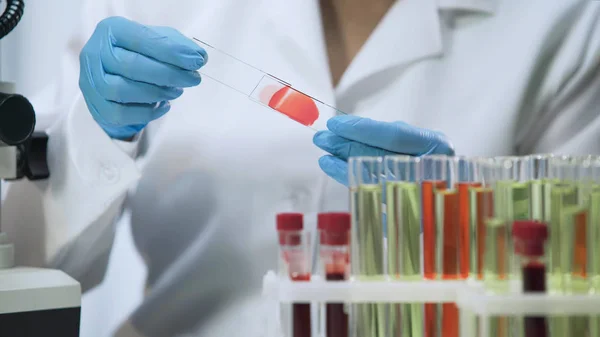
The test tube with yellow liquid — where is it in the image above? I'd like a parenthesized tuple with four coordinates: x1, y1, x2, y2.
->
(385, 156, 423, 337)
(349, 157, 385, 337)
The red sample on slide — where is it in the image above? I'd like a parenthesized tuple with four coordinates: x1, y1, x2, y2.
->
(264, 86, 320, 126)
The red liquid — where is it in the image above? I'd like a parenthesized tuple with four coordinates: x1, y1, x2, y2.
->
(522, 263, 547, 337)
(267, 86, 320, 126)
(457, 183, 482, 279)
(292, 273, 312, 337)
(326, 272, 348, 337)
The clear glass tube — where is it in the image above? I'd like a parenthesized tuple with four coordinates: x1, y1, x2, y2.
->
(513, 221, 549, 337)
(348, 157, 384, 337)
(452, 156, 484, 280)
(278, 230, 313, 337)
(385, 155, 423, 337)
(589, 158, 600, 291)
(482, 157, 529, 292)
(522, 154, 555, 223)
(548, 156, 592, 337)
(468, 158, 495, 281)
(589, 158, 600, 337)
(419, 155, 458, 337)
(318, 213, 350, 337)
(549, 156, 588, 293)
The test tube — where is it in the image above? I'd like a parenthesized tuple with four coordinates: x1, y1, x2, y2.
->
(548, 156, 588, 293)
(522, 154, 555, 222)
(588, 158, 600, 337)
(479, 159, 513, 337)
(420, 155, 458, 337)
(512, 220, 549, 337)
(385, 155, 423, 337)
(277, 213, 312, 337)
(469, 158, 494, 281)
(348, 157, 385, 337)
(589, 157, 600, 291)
(318, 212, 351, 337)
(452, 156, 483, 280)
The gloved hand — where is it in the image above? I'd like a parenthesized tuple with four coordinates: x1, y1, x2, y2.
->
(79, 16, 207, 139)
(313, 115, 455, 186)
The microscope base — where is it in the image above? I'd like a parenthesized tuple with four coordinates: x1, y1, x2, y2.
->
(0, 267, 81, 336)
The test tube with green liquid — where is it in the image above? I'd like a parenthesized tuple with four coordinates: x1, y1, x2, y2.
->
(485, 157, 530, 287)
(549, 156, 589, 292)
(468, 159, 494, 281)
(479, 158, 529, 337)
(548, 156, 593, 336)
(385, 156, 423, 337)
(522, 154, 555, 223)
(588, 158, 600, 337)
(349, 157, 385, 337)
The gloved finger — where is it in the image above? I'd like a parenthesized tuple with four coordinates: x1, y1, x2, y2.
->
(313, 131, 395, 159)
(103, 46, 202, 88)
(97, 73, 184, 104)
(318, 155, 349, 187)
(81, 75, 171, 127)
(99, 17, 206, 71)
(95, 98, 172, 126)
(326, 115, 454, 156)
(83, 50, 183, 104)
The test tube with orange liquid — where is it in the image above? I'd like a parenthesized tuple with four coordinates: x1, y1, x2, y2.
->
(420, 155, 459, 337)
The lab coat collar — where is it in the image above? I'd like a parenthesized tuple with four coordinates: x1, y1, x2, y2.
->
(335, 0, 444, 98)
(265, 0, 497, 104)
(437, 0, 498, 14)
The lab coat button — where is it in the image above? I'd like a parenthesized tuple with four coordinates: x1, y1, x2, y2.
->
(100, 163, 119, 184)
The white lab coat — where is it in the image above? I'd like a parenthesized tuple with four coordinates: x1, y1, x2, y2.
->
(2, 0, 599, 336)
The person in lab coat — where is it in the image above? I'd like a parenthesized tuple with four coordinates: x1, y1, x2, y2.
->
(2, 0, 600, 336)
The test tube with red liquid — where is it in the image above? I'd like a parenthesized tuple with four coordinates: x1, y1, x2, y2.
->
(318, 212, 351, 337)
(277, 213, 312, 337)
(512, 220, 549, 337)
(420, 155, 459, 337)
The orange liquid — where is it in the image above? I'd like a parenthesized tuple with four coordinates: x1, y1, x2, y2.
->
(457, 183, 481, 279)
(442, 303, 459, 337)
(574, 209, 588, 277)
(423, 181, 461, 337)
(442, 193, 459, 337)
(442, 192, 460, 279)
(267, 86, 320, 126)
(422, 180, 447, 279)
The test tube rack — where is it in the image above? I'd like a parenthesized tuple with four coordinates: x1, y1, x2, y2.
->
(262, 271, 600, 337)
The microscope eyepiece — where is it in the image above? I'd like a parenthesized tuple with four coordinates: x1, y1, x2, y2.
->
(0, 92, 36, 145)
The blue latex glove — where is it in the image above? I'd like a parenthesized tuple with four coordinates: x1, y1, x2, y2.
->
(313, 115, 455, 186)
(79, 16, 207, 139)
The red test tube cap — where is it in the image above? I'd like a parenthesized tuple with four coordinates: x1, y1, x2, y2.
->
(276, 213, 304, 231)
(318, 212, 350, 245)
(276, 213, 304, 246)
(512, 220, 548, 256)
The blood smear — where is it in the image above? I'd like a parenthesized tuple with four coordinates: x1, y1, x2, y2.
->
(260, 85, 320, 126)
